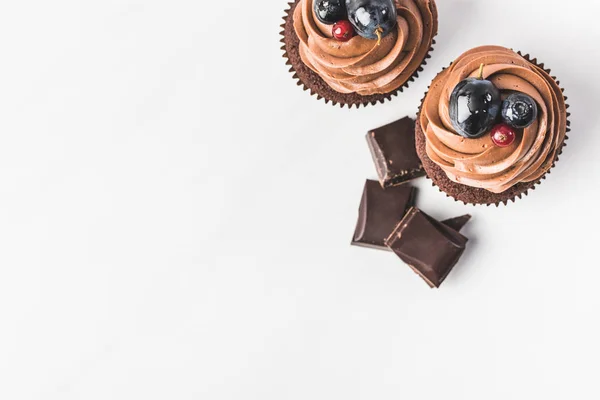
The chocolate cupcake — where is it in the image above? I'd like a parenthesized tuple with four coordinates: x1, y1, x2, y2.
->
(281, 0, 438, 107)
(416, 46, 569, 206)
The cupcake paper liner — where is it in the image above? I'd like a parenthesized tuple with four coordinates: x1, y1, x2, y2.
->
(280, 0, 437, 108)
(415, 53, 571, 207)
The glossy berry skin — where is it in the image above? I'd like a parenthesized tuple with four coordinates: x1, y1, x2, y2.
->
(332, 20, 354, 41)
(346, 0, 397, 41)
(490, 123, 516, 147)
(501, 93, 538, 129)
(449, 78, 502, 139)
(314, 0, 348, 25)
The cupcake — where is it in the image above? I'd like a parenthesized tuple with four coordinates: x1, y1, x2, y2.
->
(416, 46, 569, 205)
(281, 0, 438, 107)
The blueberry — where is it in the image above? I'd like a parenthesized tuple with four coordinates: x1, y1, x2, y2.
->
(314, 0, 347, 25)
(501, 93, 538, 129)
(449, 70, 502, 139)
(346, 0, 397, 42)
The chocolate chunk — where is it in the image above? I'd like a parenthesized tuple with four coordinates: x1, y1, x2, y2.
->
(441, 215, 472, 232)
(352, 180, 414, 250)
(385, 208, 468, 288)
(367, 117, 425, 188)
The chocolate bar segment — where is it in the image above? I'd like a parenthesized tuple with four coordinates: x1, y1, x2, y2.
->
(385, 208, 468, 288)
(367, 117, 425, 188)
(352, 180, 414, 250)
(441, 215, 472, 232)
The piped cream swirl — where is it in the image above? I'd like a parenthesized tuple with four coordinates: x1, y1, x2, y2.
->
(420, 46, 568, 193)
(293, 0, 437, 95)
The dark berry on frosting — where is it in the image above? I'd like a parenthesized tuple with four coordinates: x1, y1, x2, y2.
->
(346, 0, 397, 44)
(314, 0, 348, 25)
(449, 64, 502, 139)
(332, 20, 355, 41)
(490, 123, 516, 147)
(501, 93, 538, 129)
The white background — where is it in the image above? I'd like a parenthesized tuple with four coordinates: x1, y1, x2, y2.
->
(0, 0, 599, 399)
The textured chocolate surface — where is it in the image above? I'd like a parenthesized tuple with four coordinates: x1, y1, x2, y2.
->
(367, 117, 426, 188)
(352, 180, 414, 250)
(385, 208, 468, 288)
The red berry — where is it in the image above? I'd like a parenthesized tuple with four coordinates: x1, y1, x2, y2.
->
(332, 20, 354, 42)
(490, 123, 516, 147)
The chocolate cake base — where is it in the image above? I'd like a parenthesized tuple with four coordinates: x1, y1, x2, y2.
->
(415, 54, 570, 206)
(280, 0, 436, 108)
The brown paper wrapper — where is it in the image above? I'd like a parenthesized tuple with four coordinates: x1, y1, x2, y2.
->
(415, 53, 571, 206)
(280, 0, 437, 108)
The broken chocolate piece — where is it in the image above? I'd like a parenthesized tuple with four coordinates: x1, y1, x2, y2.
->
(367, 117, 425, 188)
(441, 215, 472, 232)
(352, 180, 414, 250)
(385, 208, 468, 288)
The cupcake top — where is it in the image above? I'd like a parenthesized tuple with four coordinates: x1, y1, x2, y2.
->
(293, 0, 437, 96)
(419, 46, 568, 194)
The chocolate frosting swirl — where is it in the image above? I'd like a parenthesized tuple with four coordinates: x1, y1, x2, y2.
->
(419, 46, 568, 194)
(293, 0, 437, 95)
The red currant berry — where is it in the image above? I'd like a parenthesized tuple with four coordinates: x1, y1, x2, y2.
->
(490, 123, 516, 147)
(332, 20, 354, 42)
